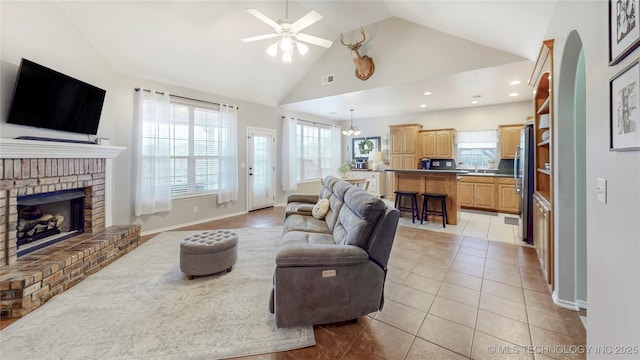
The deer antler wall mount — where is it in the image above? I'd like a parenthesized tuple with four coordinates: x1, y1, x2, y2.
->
(340, 27, 375, 81)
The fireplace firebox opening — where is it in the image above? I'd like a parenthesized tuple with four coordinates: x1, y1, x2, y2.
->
(16, 189, 86, 257)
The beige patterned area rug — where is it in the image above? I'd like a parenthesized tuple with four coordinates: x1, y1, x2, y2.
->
(0, 228, 315, 360)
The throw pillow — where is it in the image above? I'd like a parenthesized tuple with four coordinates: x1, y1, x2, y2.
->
(312, 199, 330, 219)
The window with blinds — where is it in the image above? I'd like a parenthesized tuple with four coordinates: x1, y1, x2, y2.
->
(156, 98, 224, 197)
(296, 123, 333, 182)
(455, 129, 498, 168)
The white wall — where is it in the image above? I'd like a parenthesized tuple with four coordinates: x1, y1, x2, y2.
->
(0, 1, 335, 234)
(547, 1, 640, 357)
(0, 2, 116, 142)
(282, 17, 526, 105)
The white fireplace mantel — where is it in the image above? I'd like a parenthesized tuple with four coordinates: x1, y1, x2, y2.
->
(1, 138, 126, 229)
(0, 138, 126, 159)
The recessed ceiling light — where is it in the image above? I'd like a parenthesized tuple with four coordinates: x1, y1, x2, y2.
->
(423, 91, 432, 95)
(420, 104, 427, 108)
(509, 92, 519, 97)
(509, 80, 521, 85)
(471, 100, 479, 104)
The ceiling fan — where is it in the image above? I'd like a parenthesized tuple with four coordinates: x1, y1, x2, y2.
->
(241, 0, 333, 62)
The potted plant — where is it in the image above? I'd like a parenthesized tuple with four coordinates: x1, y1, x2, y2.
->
(337, 161, 352, 176)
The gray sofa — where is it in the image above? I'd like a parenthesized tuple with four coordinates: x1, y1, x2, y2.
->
(269, 175, 400, 327)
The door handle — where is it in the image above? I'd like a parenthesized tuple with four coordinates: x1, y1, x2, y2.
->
(513, 146, 521, 194)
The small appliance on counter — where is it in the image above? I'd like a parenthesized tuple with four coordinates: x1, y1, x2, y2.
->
(353, 160, 367, 169)
(428, 158, 457, 170)
(420, 158, 431, 169)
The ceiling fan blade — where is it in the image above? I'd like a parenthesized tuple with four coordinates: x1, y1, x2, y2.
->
(295, 33, 333, 48)
(246, 8, 282, 32)
(291, 10, 322, 33)
(241, 33, 279, 43)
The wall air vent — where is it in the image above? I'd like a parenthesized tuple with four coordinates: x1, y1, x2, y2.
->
(321, 74, 335, 85)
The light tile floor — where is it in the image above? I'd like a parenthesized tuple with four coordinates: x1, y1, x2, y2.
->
(384, 199, 529, 247)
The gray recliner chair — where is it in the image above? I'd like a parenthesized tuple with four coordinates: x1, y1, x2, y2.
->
(269, 176, 400, 327)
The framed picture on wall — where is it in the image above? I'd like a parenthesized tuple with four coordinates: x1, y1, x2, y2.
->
(352, 137, 381, 159)
(610, 59, 640, 150)
(610, 0, 640, 65)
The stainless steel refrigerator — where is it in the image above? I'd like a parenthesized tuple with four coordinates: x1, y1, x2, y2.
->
(514, 124, 535, 244)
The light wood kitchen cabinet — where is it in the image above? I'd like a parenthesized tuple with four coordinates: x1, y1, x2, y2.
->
(533, 192, 553, 289)
(420, 129, 454, 159)
(436, 130, 454, 158)
(474, 183, 496, 209)
(458, 176, 496, 210)
(390, 154, 417, 172)
(420, 131, 437, 158)
(499, 124, 523, 159)
(497, 177, 520, 213)
(346, 170, 386, 197)
(459, 176, 519, 214)
(389, 124, 423, 198)
(458, 182, 474, 207)
(390, 124, 422, 154)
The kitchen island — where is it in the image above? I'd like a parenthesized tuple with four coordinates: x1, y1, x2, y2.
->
(385, 169, 468, 225)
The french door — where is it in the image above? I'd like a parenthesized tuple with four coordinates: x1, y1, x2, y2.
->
(247, 127, 276, 211)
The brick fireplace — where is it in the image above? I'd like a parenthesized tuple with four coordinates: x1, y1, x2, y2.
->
(0, 139, 140, 320)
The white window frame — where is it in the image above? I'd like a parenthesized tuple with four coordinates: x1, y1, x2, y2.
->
(296, 123, 333, 182)
(168, 97, 223, 199)
(455, 130, 498, 169)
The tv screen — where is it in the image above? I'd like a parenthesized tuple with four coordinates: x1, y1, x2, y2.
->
(7, 58, 106, 135)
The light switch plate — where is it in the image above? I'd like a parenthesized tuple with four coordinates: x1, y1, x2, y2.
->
(596, 178, 607, 204)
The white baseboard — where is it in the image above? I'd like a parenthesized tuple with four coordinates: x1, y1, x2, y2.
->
(139, 211, 247, 236)
(576, 299, 587, 309)
(552, 291, 581, 311)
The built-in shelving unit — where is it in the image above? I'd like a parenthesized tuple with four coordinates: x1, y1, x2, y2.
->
(529, 38, 554, 290)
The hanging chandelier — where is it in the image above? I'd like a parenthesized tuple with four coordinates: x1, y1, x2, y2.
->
(342, 109, 361, 136)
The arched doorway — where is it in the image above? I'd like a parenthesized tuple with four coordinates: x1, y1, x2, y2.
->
(555, 31, 587, 310)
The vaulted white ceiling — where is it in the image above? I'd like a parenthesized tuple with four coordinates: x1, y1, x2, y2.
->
(56, 1, 557, 121)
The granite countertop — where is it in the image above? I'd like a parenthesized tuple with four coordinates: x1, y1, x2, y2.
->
(460, 172, 514, 178)
(384, 169, 469, 175)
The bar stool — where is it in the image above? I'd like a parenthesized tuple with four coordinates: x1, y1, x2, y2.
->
(420, 193, 448, 228)
(394, 191, 419, 223)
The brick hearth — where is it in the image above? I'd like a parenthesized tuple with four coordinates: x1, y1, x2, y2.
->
(0, 225, 141, 320)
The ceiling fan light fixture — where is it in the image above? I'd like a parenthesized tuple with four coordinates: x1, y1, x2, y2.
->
(242, 1, 332, 63)
(266, 43, 279, 57)
(282, 51, 292, 63)
(297, 42, 309, 56)
(280, 36, 294, 52)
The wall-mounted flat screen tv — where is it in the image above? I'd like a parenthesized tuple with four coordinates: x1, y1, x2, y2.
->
(7, 58, 106, 135)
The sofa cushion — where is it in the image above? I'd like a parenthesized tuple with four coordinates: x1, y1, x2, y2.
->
(325, 180, 351, 232)
(280, 230, 336, 248)
(283, 214, 331, 234)
(276, 244, 369, 267)
(285, 202, 315, 217)
(332, 187, 385, 249)
(312, 199, 330, 219)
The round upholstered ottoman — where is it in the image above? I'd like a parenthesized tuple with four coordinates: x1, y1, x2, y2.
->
(180, 230, 238, 280)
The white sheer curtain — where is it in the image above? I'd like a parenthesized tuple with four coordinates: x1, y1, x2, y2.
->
(217, 104, 238, 204)
(455, 129, 498, 146)
(134, 89, 172, 216)
(281, 116, 298, 191)
(331, 126, 342, 176)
